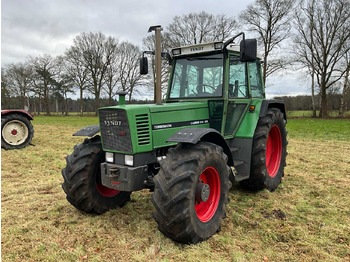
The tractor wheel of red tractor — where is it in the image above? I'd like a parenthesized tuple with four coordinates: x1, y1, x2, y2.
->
(62, 136, 131, 214)
(151, 142, 231, 244)
(1, 113, 34, 150)
(241, 108, 287, 192)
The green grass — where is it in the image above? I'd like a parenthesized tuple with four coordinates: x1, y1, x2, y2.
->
(287, 110, 350, 118)
(287, 118, 350, 141)
(33, 115, 98, 127)
(2, 116, 350, 261)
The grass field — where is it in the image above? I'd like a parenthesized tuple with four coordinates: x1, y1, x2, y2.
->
(1, 115, 350, 261)
(286, 110, 350, 118)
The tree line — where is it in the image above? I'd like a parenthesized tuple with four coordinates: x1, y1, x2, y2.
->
(2, 0, 349, 117)
(276, 93, 350, 113)
(1, 35, 146, 116)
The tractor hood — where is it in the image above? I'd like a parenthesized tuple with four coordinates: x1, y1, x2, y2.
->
(99, 101, 210, 153)
(148, 102, 210, 148)
(147, 101, 208, 113)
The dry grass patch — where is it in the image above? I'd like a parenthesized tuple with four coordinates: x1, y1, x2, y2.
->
(1, 117, 350, 261)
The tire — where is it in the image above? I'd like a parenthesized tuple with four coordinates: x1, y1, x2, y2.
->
(1, 113, 34, 150)
(241, 108, 287, 192)
(151, 142, 231, 244)
(62, 136, 131, 214)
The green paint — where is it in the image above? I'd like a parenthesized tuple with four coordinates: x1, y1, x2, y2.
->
(235, 99, 263, 138)
(119, 94, 126, 106)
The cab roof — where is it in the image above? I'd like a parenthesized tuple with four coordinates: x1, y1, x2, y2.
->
(171, 41, 262, 59)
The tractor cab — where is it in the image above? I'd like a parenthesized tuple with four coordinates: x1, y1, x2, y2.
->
(167, 41, 264, 101)
(163, 38, 265, 138)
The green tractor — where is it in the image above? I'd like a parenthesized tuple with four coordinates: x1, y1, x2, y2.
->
(62, 26, 287, 244)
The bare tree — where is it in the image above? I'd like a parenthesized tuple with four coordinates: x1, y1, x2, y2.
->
(239, 0, 295, 84)
(167, 11, 237, 46)
(69, 32, 118, 115)
(5, 62, 33, 110)
(213, 14, 239, 41)
(54, 56, 75, 115)
(64, 47, 89, 116)
(28, 54, 58, 115)
(1, 68, 11, 108)
(117, 41, 144, 102)
(103, 50, 120, 105)
(294, 0, 350, 117)
(293, 0, 318, 117)
(339, 49, 350, 116)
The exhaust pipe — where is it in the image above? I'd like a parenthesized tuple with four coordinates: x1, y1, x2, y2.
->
(148, 25, 163, 105)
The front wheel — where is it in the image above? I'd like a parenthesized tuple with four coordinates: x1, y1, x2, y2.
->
(151, 142, 231, 244)
(62, 136, 131, 214)
(241, 108, 287, 191)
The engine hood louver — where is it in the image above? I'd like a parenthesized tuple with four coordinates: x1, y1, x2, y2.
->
(136, 114, 150, 146)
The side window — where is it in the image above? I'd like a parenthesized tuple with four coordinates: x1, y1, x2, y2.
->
(170, 63, 183, 97)
(248, 62, 264, 98)
(229, 56, 249, 98)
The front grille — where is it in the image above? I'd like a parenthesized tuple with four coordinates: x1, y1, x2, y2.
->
(136, 114, 150, 145)
(99, 109, 132, 152)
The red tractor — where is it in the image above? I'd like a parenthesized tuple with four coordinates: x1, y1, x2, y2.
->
(1, 110, 34, 150)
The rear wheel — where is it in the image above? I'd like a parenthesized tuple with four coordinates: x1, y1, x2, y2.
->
(241, 108, 287, 191)
(151, 142, 231, 244)
(1, 113, 34, 150)
(62, 136, 131, 214)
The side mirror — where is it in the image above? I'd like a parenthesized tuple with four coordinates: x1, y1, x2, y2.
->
(240, 39, 257, 62)
(140, 57, 148, 75)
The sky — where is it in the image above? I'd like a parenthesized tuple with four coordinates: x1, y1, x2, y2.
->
(1, 0, 309, 99)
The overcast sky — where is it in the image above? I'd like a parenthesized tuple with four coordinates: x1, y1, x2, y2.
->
(1, 0, 309, 98)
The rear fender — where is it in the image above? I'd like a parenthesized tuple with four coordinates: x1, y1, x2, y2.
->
(259, 100, 287, 121)
(1, 109, 34, 120)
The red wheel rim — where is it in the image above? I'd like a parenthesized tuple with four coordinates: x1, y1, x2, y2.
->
(195, 166, 221, 222)
(266, 125, 282, 178)
(95, 168, 120, 197)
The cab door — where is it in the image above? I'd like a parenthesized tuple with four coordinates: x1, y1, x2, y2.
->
(223, 55, 251, 138)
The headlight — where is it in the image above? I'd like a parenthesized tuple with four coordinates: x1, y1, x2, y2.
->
(214, 42, 223, 49)
(125, 155, 134, 166)
(105, 152, 114, 163)
(172, 48, 181, 56)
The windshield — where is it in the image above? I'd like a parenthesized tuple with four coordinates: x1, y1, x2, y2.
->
(169, 53, 224, 99)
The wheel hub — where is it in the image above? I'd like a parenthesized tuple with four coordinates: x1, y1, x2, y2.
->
(196, 182, 210, 202)
(11, 129, 18, 136)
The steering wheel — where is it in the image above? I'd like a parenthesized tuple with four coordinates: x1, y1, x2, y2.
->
(196, 84, 216, 95)
(201, 84, 216, 92)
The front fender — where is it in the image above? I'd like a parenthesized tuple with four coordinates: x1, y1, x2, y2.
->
(167, 127, 233, 166)
(73, 125, 100, 137)
(166, 127, 218, 144)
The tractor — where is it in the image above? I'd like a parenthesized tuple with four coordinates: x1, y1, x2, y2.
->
(62, 26, 287, 244)
(1, 109, 34, 150)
